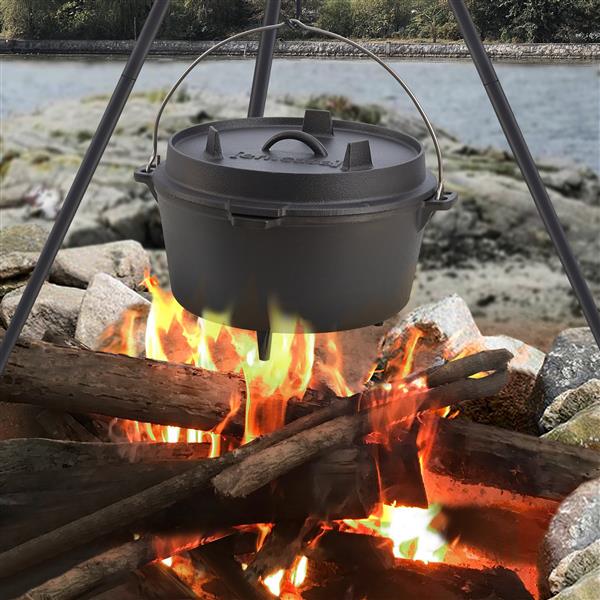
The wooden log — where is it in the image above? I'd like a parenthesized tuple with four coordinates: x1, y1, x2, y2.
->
(424, 416, 600, 502)
(212, 371, 510, 499)
(0, 396, 359, 579)
(245, 520, 314, 582)
(306, 531, 394, 571)
(15, 537, 164, 600)
(0, 445, 386, 553)
(302, 562, 534, 600)
(191, 537, 272, 600)
(0, 333, 245, 433)
(135, 563, 197, 600)
(0, 334, 510, 434)
(1, 439, 212, 476)
(0, 355, 510, 578)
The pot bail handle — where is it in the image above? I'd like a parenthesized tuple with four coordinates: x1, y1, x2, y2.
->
(287, 18, 445, 201)
(262, 130, 328, 157)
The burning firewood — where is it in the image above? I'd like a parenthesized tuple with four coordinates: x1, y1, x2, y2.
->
(13, 535, 201, 600)
(301, 560, 534, 599)
(0, 351, 512, 579)
(191, 537, 273, 600)
(0, 330, 512, 434)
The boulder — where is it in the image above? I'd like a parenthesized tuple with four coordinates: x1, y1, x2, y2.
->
(75, 273, 150, 354)
(539, 479, 600, 598)
(380, 294, 482, 377)
(529, 328, 600, 428)
(541, 403, 600, 450)
(0, 282, 84, 341)
(549, 540, 600, 596)
(457, 335, 545, 433)
(49, 240, 150, 290)
(549, 568, 600, 600)
(541, 380, 600, 432)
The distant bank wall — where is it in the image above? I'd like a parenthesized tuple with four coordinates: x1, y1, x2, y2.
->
(2, 39, 599, 60)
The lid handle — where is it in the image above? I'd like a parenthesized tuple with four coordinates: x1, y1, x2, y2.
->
(262, 130, 328, 158)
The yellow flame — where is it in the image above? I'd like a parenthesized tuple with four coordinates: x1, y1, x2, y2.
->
(262, 555, 307, 597)
(343, 504, 447, 564)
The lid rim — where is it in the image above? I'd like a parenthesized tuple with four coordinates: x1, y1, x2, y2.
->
(161, 115, 434, 208)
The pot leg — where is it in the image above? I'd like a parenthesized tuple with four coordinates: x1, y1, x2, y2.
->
(257, 330, 272, 362)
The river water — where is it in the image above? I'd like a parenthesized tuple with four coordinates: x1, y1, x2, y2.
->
(1, 56, 598, 171)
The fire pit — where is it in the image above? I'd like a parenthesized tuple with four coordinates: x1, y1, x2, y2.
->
(1, 270, 599, 599)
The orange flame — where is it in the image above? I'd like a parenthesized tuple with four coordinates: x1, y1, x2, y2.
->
(101, 273, 346, 447)
(262, 555, 308, 597)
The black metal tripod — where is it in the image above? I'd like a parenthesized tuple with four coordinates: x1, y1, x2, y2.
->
(1, 0, 598, 375)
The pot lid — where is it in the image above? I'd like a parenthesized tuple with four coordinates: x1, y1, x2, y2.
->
(152, 109, 438, 218)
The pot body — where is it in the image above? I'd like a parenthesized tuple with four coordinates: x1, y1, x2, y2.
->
(157, 191, 428, 333)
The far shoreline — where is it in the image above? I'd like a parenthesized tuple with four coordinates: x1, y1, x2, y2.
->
(2, 38, 599, 62)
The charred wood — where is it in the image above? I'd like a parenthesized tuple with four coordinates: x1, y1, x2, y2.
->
(0, 353, 511, 578)
(425, 416, 600, 502)
(191, 538, 272, 600)
(135, 563, 197, 600)
(302, 561, 533, 600)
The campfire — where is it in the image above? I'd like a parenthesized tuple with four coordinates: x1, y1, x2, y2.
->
(5, 270, 599, 600)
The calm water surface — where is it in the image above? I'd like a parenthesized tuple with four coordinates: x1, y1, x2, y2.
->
(1, 56, 599, 171)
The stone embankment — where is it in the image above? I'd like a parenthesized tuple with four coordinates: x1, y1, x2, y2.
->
(2, 38, 599, 61)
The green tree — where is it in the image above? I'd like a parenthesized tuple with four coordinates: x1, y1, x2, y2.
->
(317, 0, 353, 36)
(350, 0, 411, 38)
(407, 0, 452, 42)
(0, 0, 60, 38)
(465, 0, 506, 40)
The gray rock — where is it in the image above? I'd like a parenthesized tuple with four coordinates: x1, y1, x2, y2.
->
(541, 380, 600, 432)
(541, 403, 600, 450)
(0, 182, 30, 208)
(75, 273, 150, 354)
(530, 328, 600, 427)
(458, 335, 545, 433)
(0, 223, 47, 253)
(101, 199, 152, 243)
(549, 539, 600, 595)
(380, 294, 482, 375)
(539, 479, 600, 598)
(49, 240, 150, 290)
(0, 251, 37, 281)
(147, 250, 170, 288)
(0, 251, 38, 300)
(63, 214, 119, 248)
(0, 283, 84, 340)
(549, 568, 600, 600)
(0, 278, 29, 298)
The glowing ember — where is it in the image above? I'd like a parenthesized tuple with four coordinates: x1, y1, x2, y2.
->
(263, 569, 284, 596)
(342, 503, 447, 563)
(262, 555, 308, 597)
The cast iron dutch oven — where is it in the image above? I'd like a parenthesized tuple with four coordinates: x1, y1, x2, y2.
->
(134, 24, 457, 344)
(136, 108, 456, 335)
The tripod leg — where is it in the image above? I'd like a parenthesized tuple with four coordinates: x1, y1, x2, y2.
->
(248, 0, 282, 117)
(449, 0, 600, 350)
(0, 0, 172, 375)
